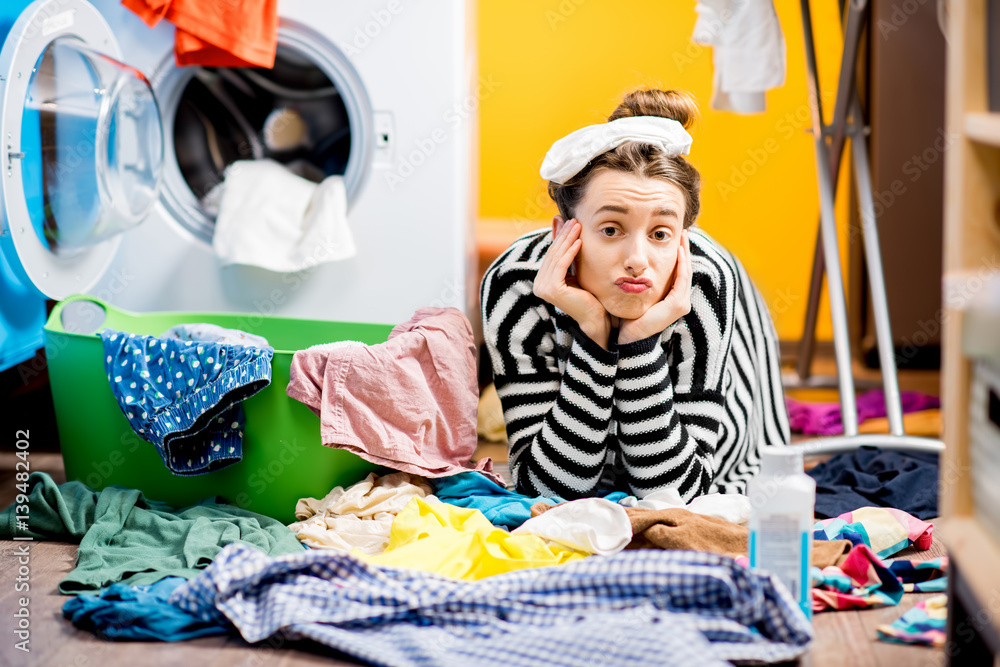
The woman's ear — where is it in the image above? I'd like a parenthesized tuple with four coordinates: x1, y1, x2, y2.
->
(552, 215, 566, 237)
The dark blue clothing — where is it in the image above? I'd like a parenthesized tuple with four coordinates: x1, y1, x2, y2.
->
(806, 446, 939, 519)
(101, 329, 273, 475)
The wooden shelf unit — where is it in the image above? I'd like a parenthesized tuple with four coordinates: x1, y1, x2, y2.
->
(941, 0, 1000, 659)
(964, 111, 1000, 146)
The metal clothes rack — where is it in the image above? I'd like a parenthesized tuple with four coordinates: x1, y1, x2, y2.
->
(788, 0, 943, 456)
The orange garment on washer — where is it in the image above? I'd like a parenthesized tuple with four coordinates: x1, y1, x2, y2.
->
(121, 0, 278, 68)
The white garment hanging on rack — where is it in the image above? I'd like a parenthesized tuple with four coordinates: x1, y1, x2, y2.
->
(692, 0, 786, 114)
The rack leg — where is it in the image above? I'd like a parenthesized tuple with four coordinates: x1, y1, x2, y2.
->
(792, 0, 868, 390)
(798, 0, 859, 434)
(849, 104, 905, 435)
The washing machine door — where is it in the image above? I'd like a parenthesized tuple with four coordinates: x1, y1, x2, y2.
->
(0, 0, 163, 299)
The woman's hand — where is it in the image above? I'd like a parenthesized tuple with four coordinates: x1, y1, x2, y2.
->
(533, 219, 612, 348)
(618, 229, 693, 346)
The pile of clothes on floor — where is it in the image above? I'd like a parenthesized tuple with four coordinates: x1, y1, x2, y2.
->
(3, 307, 948, 664)
(7, 470, 818, 666)
(2, 450, 947, 664)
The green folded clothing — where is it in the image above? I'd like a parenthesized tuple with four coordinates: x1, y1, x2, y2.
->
(0, 471, 304, 593)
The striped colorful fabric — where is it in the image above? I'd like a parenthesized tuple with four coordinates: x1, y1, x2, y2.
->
(813, 506, 933, 559)
(481, 227, 789, 502)
(876, 595, 948, 648)
(812, 544, 904, 611)
(169, 542, 813, 667)
(889, 558, 949, 593)
(810, 544, 948, 612)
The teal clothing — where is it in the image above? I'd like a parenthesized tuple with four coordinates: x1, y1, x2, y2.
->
(62, 577, 230, 641)
(0, 472, 304, 593)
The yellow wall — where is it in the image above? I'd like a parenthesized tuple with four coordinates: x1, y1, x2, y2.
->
(477, 0, 852, 341)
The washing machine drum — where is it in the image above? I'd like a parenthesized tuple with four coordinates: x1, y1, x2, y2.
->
(172, 50, 353, 202)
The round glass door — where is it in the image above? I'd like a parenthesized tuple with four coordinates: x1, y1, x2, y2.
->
(22, 37, 163, 255)
(0, 0, 165, 300)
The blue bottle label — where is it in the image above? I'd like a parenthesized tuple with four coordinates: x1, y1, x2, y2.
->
(749, 513, 812, 620)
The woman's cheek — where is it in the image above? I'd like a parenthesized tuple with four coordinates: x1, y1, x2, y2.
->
(574, 247, 600, 291)
(576, 263, 600, 296)
(657, 252, 679, 297)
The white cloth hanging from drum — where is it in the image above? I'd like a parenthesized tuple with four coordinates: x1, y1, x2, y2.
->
(209, 159, 357, 272)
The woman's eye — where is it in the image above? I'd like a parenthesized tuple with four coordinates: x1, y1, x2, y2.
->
(601, 227, 617, 237)
(653, 231, 667, 241)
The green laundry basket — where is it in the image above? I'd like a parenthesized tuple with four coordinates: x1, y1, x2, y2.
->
(44, 295, 394, 523)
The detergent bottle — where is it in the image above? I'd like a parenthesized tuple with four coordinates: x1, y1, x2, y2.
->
(748, 447, 816, 620)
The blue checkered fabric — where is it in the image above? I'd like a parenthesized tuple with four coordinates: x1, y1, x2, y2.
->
(169, 543, 812, 666)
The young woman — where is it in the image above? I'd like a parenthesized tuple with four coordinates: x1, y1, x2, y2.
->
(481, 88, 790, 502)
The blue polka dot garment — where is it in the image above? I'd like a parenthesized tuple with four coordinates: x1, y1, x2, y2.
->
(100, 329, 274, 476)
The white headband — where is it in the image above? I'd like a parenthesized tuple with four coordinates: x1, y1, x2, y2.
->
(539, 116, 693, 184)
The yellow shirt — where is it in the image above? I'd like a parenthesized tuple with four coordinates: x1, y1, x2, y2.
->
(363, 497, 587, 580)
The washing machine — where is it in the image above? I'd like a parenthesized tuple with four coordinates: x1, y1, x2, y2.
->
(0, 0, 478, 371)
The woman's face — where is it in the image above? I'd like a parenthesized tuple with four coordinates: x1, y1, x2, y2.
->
(559, 170, 687, 320)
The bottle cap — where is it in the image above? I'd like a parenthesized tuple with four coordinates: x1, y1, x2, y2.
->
(759, 446, 804, 477)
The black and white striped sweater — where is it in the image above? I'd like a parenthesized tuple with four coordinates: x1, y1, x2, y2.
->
(481, 227, 790, 502)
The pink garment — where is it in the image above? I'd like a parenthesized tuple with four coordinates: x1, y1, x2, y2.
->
(286, 308, 503, 485)
(785, 389, 940, 435)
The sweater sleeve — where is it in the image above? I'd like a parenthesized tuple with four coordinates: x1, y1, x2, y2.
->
(481, 259, 618, 499)
(612, 237, 738, 502)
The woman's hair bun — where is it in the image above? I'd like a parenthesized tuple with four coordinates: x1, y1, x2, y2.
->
(608, 88, 698, 129)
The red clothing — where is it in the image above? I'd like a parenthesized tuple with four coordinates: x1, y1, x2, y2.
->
(122, 0, 278, 68)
